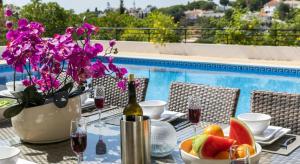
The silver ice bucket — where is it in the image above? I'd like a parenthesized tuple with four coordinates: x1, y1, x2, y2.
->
(120, 116, 151, 164)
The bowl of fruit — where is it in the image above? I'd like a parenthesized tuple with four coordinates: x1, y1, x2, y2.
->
(179, 118, 262, 164)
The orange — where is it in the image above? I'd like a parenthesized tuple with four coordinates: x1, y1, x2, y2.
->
(236, 144, 256, 158)
(214, 151, 229, 159)
(203, 124, 224, 137)
(189, 149, 198, 157)
(180, 139, 193, 153)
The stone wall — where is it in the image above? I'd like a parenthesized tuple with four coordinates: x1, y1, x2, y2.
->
(1, 41, 299, 61)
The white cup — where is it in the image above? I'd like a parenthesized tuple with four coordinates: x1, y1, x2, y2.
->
(139, 100, 166, 119)
(237, 113, 271, 135)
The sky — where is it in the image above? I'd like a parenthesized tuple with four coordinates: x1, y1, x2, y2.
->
(4, 0, 220, 14)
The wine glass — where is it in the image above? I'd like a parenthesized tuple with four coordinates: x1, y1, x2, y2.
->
(70, 118, 87, 164)
(229, 145, 250, 164)
(188, 96, 202, 136)
(94, 85, 105, 127)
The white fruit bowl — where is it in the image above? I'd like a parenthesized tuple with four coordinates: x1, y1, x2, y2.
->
(237, 113, 271, 135)
(179, 138, 262, 164)
(0, 146, 20, 164)
(139, 100, 166, 119)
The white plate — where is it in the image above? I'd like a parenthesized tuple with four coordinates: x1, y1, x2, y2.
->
(154, 110, 186, 122)
(224, 126, 291, 145)
(0, 90, 13, 97)
(253, 126, 283, 141)
(81, 98, 94, 107)
(256, 127, 291, 145)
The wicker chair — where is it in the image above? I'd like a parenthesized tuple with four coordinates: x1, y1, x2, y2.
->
(251, 90, 300, 135)
(167, 82, 240, 124)
(57, 72, 78, 89)
(92, 76, 149, 107)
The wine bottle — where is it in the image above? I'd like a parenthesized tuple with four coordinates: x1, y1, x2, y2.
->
(123, 74, 143, 120)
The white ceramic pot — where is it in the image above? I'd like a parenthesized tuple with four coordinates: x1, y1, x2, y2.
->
(11, 96, 81, 144)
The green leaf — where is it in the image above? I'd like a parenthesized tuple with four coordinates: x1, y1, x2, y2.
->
(77, 84, 85, 92)
(3, 103, 25, 119)
(22, 86, 45, 107)
(69, 90, 83, 98)
(56, 82, 74, 94)
(53, 91, 69, 108)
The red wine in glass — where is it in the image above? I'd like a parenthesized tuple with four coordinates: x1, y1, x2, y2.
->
(70, 119, 87, 164)
(71, 132, 87, 154)
(188, 108, 201, 124)
(188, 96, 202, 135)
(94, 97, 105, 110)
(94, 86, 105, 127)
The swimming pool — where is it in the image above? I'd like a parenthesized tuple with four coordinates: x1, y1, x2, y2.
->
(1, 57, 300, 115)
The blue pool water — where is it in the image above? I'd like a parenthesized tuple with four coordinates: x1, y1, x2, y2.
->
(1, 57, 300, 115)
(125, 65, 300, 115)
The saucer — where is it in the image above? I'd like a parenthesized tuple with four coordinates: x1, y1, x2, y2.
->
(223, 125, 291, 145)
(256, 126, 291, 145)
(0, 89, 13, 97)
(82, 98, 94, 107)
(155, 110, 186, 122)
(254, 126, 283, 141)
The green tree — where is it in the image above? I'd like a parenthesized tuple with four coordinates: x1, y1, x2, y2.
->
(158, 5, 186, 23)
(186, 1, 216, 10)
(158, 1, 217, 24)
(196, 17, 220, 43)
(120, 0, 125, 14)
(144, 11, 179, 43)
(233, 0, 268, 11)
(0, 4, 21, 45)
(95, 12, 140, 40)
(224, 8, 234, 20)
(215, 9, 262, 45)
(288, 9, 300, 29)
(232, 0, 247, 9)
(121, 11, 180, 43)
(20, 0, 73, 36)
(266, 9, 300, 46)
(146, 5, 157, 12)
(0, 7, 5, 45)
(220, 0, 229, 11)
(96, 11, 138, 28)
(276, 3, 291, 21)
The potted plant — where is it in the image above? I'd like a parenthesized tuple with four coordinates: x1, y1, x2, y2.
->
(1, 7, 127, 143)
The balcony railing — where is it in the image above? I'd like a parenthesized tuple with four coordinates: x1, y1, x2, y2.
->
(1, 27, 299, 46)
(93, 27, 300, 46)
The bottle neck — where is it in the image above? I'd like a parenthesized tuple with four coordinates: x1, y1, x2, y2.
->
(128, 81, 137, 104)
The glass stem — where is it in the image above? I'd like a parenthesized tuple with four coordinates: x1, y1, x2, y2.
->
(98, 109, 102, 125)
(193, 124, 197, 135)
(77, 153, 83, 164)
